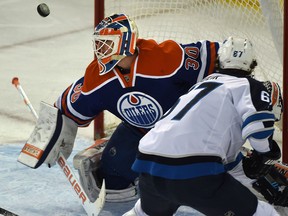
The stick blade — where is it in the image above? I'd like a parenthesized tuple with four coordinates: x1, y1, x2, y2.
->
(0, 207, 18, 216)
(95, 179, 106, 213)
(84, 179, 106, 216)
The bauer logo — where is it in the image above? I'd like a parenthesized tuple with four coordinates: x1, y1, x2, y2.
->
(117, 92, 163, 128)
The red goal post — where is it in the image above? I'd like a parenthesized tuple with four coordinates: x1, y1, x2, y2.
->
(283, 0, 288, 162)
(94, 0, 288, 162)
(93, 0, 105, 140)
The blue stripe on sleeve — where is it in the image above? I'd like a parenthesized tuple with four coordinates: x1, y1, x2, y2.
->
(242, 112, 275, 129)
(248, 128, 274, 139)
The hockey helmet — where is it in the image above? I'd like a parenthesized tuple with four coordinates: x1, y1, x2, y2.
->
(218, 36, 257, 74)
(93, 13, 139, 75)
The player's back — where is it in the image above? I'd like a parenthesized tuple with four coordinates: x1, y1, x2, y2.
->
(138, 73, 257, 162)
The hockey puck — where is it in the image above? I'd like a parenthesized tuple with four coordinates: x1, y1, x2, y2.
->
(37, 3, 50, 17)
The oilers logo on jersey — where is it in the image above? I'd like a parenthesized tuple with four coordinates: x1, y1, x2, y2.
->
(117, 92, 163, 128)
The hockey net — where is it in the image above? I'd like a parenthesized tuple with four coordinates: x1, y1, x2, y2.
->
(95, 0, 285, 144)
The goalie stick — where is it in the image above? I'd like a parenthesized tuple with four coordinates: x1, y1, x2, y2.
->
(0, 207, 18, 216)
(12, 77, 106, 216)
(12, 77, 38, 119)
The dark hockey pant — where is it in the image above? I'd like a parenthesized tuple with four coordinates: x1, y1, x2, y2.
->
(139, 172, 258, 216)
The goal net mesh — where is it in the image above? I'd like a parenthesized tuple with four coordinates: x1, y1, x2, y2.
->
(102, 0, 284, 140)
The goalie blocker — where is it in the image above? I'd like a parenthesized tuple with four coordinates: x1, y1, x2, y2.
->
(18, 102, 78, 168)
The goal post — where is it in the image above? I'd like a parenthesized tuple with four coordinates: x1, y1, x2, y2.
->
(94, 0, 287, 161)
(283, 0, 288, 162)
(93, 0, 105, 140)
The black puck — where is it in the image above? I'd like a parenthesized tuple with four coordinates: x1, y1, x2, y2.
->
(37, 3, 50, 17)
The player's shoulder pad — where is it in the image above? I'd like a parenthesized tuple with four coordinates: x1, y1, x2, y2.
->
(246, 77, 269, 96)
(82, 59, 116, 93)
(136, 39, 183, 77)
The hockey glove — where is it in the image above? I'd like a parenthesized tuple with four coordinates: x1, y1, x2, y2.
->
(253, 167, 288, 207)
(18, 102, 78, 168)
(274, 187, 288, 207)
(252, 175, 280, 204)
(243, 140, 281, 179)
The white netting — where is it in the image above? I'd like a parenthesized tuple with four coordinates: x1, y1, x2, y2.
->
(102, 0, 284, 139)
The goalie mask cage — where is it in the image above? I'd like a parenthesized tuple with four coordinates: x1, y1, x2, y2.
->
(94, 0, 288, 162)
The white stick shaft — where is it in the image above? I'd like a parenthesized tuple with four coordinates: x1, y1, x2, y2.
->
(12, 77, 38, 119)
(57, 152, 106, 216)
(16, 84, 39, 119)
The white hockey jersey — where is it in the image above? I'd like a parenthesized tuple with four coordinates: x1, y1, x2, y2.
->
(132, 73, 276, 180)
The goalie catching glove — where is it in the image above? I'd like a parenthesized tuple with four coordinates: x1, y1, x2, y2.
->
(243, 139, 281, 179)
(18, 102, 78, 168)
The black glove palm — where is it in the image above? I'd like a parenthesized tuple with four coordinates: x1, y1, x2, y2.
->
(243, 152, 273, 179)
(243, 140, 281, 179)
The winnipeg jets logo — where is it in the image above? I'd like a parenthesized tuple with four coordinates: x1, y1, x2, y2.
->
(117, 92, 163, 128)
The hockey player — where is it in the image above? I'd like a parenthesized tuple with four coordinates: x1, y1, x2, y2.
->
(18, 13, 220, 202)
(123, 37, 281, 215)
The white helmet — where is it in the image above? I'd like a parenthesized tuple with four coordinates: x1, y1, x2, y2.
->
(218, 37, 257, 73)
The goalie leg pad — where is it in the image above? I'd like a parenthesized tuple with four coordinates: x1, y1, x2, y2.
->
(73, 138, 139, 202)
(103, 179, 139, 202)
(18, 102, 78, 168)
(73, 138, 107, 202)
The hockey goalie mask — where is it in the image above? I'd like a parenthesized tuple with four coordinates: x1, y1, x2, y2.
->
(263, 81, 283, 121)
(93, 13, 139, 75)
(218, 37, 257, 75)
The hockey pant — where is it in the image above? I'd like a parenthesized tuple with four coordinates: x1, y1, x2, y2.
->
(137, 173, 278, 216)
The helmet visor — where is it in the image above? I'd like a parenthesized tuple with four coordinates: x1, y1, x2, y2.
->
(92, 34, 120, 60)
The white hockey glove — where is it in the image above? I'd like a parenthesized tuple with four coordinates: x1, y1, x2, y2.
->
(243, 139, 281, 179)
(18, 102, 78, 168)
(73, 139, 139, 203)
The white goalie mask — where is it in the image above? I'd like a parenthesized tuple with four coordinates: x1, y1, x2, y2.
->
(218, 37, 257, 74)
